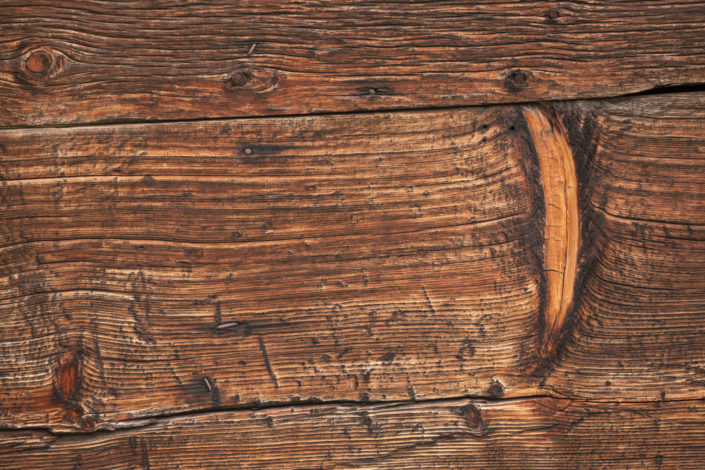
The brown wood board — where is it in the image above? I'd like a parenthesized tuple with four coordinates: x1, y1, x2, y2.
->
(1, 93, 704, 445)
(2, 1, 705, 125)
(2, 2, 705, 462)
(1, 105, 547, 432)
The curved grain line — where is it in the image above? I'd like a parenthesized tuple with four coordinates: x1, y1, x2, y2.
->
(523, 106, 579, 344)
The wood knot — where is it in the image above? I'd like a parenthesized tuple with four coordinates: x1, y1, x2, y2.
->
(25, 50, 52, 73)
(522, 106, 579, 359)
(53, 351, 81, 403)
(19, 46, 66, 82)
(486, 378, 505, 398)
(228, 69, 254, 87)
(225, 66, 279, 93)
(457, 402, 489, 435)
(545, 9, 561, 21)
(505, 69, 531, 91)
(459, 403, 483, 428)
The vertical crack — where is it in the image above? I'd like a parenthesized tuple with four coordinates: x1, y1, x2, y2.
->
(258, 335, 279, 388)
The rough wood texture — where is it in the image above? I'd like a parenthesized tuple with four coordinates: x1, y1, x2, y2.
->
(544, 93, 705, 401)
(2, 90, 705, 445)
(2, 1, 705, 125)
(0, 106, 548, 432)
(2, 25, 705, 460)
(3, 398, 705, 469)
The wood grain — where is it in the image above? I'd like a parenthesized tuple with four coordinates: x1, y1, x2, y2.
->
(2, 87, 705, 467)
(2, 397, 705, 469)
(2, 1, 705, 125)
(0, 106, 547, 432)
(546, 92, 705, 401)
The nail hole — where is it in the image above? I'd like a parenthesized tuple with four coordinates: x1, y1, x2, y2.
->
(546, 9, 561, 20)
(505, 69, 531, 91)
(355, 86, 392, 97)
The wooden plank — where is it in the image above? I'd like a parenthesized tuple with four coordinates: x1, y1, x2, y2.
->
(2, 92, 705, 435)
(2, 1, 705, 125)
(546, 93, 705, 400)
(0, 106, 547, 431)
(2, 397, 705, 468)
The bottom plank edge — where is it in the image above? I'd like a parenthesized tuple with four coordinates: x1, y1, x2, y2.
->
(2, 397, 705, 469)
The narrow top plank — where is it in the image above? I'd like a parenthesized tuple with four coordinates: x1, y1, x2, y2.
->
(2, 1, 705, 125)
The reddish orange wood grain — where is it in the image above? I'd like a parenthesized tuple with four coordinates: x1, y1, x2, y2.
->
(2, 93, 705, 469)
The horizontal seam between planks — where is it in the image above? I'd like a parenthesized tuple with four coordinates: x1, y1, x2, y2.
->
(4, 392, 705, 439)
(2, 84, 705, 132)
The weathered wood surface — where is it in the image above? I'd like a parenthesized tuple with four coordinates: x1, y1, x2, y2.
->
(2, 1, 705, 125)
(2, 91, 705, 444)
(3, 398, 705, 469)
(2, 54, 705, 467)
(546, 94, 705, 401)
(0, 106, 549, 432)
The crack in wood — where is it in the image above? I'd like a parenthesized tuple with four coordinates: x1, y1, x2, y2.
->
(258, 335, 279, 389)
(421, 285, 436, 315)
(523, 106, 579, 357)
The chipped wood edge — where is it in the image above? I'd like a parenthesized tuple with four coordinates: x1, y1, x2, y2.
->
(523, 106, 579, 355)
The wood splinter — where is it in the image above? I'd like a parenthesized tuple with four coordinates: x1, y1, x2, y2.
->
(523, 106, 579, 357)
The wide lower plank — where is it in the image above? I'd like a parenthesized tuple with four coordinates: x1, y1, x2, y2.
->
(2, 398, 704, 468)
(2, 1, 705, 125)
(0, 107, 545, 431)
(3, 93, 705, 433)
